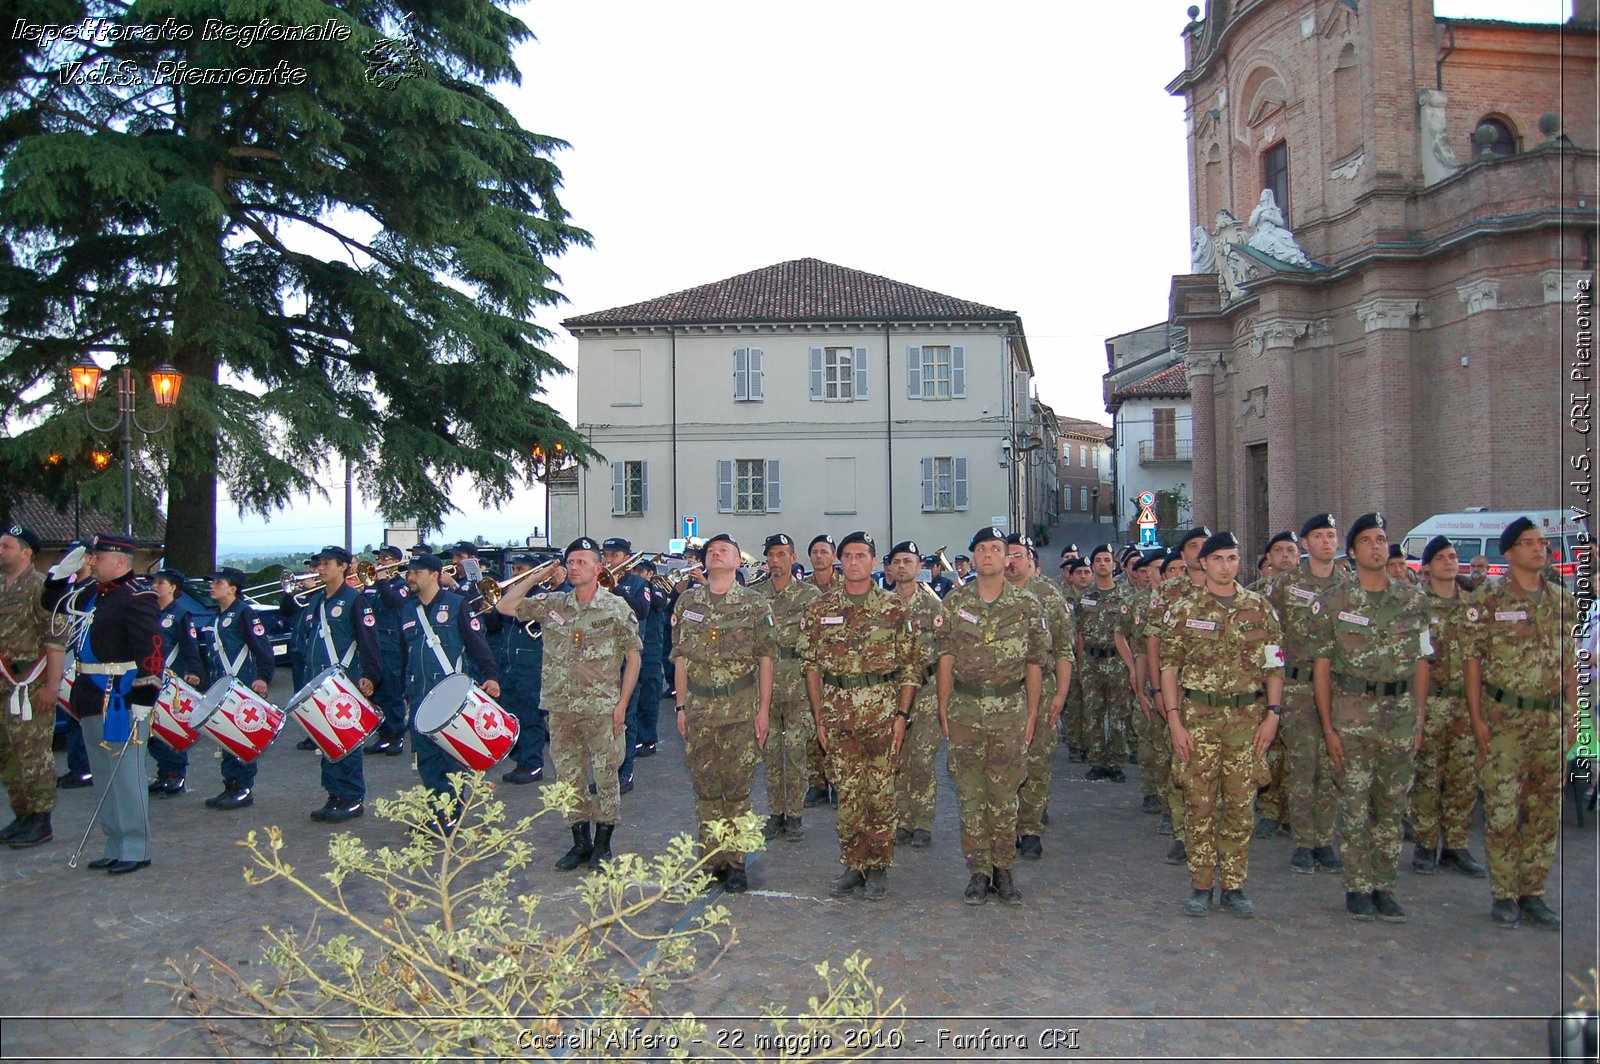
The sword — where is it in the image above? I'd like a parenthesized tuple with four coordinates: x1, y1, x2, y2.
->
(67, 683, 142, 869)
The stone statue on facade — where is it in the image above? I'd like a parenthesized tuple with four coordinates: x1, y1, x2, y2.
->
(1246, 190, 1311, 267)
(1191, 225, 1216, 273)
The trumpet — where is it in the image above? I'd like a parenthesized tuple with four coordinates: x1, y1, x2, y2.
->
(652, 563, 702, 594)
(596, 551, 651, 591)
(475, 559, 561, 615)
(279, 570, 325, 604)
(746, 563, 772, 586)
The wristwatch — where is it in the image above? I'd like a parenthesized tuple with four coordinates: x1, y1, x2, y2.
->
(894, 709, 913, 726)
(1144, 684, 1158, 697)
(1267, 703, 1284, 716)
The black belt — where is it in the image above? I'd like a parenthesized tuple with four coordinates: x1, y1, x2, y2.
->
(688, 673, 756, 698)
(953, 679, 1024, 698)
(1486, 687, 1561, 711)
(1429, 683, 1464, 699)
(1084, 645, 1117, 659)
(777, 647, 800, 660)
(823, 671, 901, 690)
(1332, 672, 1410, 698)
(1183, 688, 1263, 709)
(1284, 665, 1311, 682)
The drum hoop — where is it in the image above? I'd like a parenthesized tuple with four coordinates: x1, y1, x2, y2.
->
(285, 665, 347, 714)
(413, 672, 476, 735)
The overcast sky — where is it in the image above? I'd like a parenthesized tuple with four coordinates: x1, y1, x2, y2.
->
(216, 0, 1571, 553)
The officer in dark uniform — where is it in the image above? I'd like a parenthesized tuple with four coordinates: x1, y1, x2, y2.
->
(146, 568, 205, 796)
(443, 541, 503, 678)
(299, 546, 383, 822)
(396, 554, 501, 831)
(632, 557, 671, 759)
(363, 545, 411, 756)
(499, 553, 550, 784)
(202, 567, 276, 809)
(603, 537, 652, 792)
(925, 555, 955, 598)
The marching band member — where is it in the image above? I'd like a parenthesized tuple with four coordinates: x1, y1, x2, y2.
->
(146, 569, 204, 796)
(497, 553, 550, 785)
(300, 546, 383, 823)
(362, 545, 412, 757)
(202, 567, 275, 810)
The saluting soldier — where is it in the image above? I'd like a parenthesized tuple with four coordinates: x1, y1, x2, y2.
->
(145, 568, 205, 797)
(1409, 536, 1487, 878)
(362, 545, 412, 757)
(0, 526, 59, 848)
(497, 553, 551, 786)
(797, 532, 919, 901)
(498, 537, 641, 871)
(1160, 532, 1283, 918)
(300, 546, 383, 823)
(1263, 513, 1347, 869)
(670, 533, 775, 894)
(390, 554, 501, 833)
(1005, 535, 1075, 860)
(1077, 545, 1137, 782)
(937, 525, 1049, 906)
(803, 533, 838, 807)
(1464, 516, 1578, 930)
(1144, 528, 1210, 866)
(201, 567, 276, 811)
(754, 533, 821, 842)
(1309, 513, 1432, 923)
(885, 541, 944, 850)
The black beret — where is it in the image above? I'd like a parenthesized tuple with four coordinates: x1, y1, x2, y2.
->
(1004, 533, 1034, 548)
(210, 567, 246, 586)
(375, 544, 404, 560)
(309, 544, 352, 564)
(763, 533, 795, 552)
(601, 537, 631, 553)
(3, 525, 40, 552)
(1420, 536, 1453, 567)
(1388, 544, 1405, 561)
(1059, 543, 1079, 556)
(1066, 557, 1090, 572)
(705, 532, 738, 550)
(838, 531, 876, 556)
(565, 536, 603, 560)
(91, 533, 137, 555)
(451, 541, 480, 557)
(1178, 527, 1213, 550)
(1089, 543, 1114, 562)
(1346, 512, 1385, 554)
(1119, 543, 1141, 560)
(1499, 516, 1537, 555)
(1299, 512, 1337, 539)
(1198, 531, 1239, 559)
(1266, 530, 1298, 551)
(969, 525, 1006, 550)
(808, 534, 835, 551)
(1161, 549, 1184, 571)
(150, 568, 187, 586)
(406, 554, 444, 573)
(887, 540, 920, 562)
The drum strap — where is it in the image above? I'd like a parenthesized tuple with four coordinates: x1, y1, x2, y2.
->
(414, 605, 461, 676)
(216, 609, 249, 679)
(319, 599, 357, 670)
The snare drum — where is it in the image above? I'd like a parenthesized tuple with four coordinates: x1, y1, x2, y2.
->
(195, 676, 285, 763)
(150, 675, 209, 752)
(285, 666, 380, 762)
(414, 673, 519, 771)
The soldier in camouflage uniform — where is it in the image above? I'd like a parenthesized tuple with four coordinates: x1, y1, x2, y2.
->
(937, 525, 1049, 906)
(803, 534, 838, 807)
(1006, 535, 1075, 858)
(1078, 545, 1137, 780)
(0, 526, 58, 848)
(1309, 513, 1432, 923)
(1464, 517, 1578, 930)
(1123, 555, 1166, 815)
(500, 537, 642, 872)
(1264, 513, 1347, 871)
(1409, 536, 1487, 878)
(797, 533, 920, 901)
(754, 533, 820, 842)
(1249, 530, 1301, 832)
(885, 541, 944, 850)
(1161, 532, 1284, 918)
(1145, 528, 1211, 864)
(1061, 558, 1092, 757)
(670, 533, 776, 894)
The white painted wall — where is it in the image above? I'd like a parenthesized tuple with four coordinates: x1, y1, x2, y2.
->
(1113, 396, 1194, 532)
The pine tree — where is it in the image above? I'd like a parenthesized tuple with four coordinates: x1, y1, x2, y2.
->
(0, 1, 591, 570)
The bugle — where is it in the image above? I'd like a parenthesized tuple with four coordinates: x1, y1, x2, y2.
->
(354, 559, 405, 586)
(476, 559, 561, 615)
(596, 551, 650, 591)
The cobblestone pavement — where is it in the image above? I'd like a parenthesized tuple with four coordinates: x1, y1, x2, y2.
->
(0, 679, 1594, 1061)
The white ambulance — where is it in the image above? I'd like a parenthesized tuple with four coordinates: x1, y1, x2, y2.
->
(1399, 509, 1590, 581)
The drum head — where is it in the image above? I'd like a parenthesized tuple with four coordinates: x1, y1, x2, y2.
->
(287, 665, 344, 712)
(414, 673, 475, 734)
(193, 675, 239, 724)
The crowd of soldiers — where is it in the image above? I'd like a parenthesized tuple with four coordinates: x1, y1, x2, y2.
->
(0, 510, 1580, 929)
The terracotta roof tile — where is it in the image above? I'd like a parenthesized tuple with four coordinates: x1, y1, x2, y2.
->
(1112, 362, 1189, 401)
(3, 491, 165, 547)
(564, 258, 1015, 327)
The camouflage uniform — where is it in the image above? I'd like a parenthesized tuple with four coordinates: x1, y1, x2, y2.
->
(1077, 581, 1135, 768)
(894, 584, 945, 835)
(804, 571, 839, 792)
(796, 586, 920, 872)
(1145, 579, 1201, 840)
(1246, 573, 1288, 825)
(1164, 582, 1283, 890)
(514, 589, 641, 825)
(1307, 580, 1431, 894)
(1060, 585, 1086, 750)
(938, 581, 1049, 874)
(0, 567, 53, 817)
(671, 583, 776, 872)
(1467, 578, 1577, 902)
(1132, 589, 1165, 809)
(1018, 576, 1076, 836)
(1265, 562, 1347, 847)
(1410, 584, 1481, 855)
(755, 577, 821, 821)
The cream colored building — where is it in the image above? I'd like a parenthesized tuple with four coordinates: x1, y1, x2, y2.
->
(562, 258, 1039, 550)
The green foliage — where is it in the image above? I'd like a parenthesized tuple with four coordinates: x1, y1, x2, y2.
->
(159, 776, 904, 1061)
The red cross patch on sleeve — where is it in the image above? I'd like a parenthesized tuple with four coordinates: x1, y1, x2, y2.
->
(363, 613, 376, 627)
(469, 617, 481, 631)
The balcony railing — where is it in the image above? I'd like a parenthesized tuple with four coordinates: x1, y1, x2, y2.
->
(1138, 439, 1192, 465)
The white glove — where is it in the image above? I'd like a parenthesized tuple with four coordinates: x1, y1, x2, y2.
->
(49, 546, 86, 579)
(132, 702, 152, 723)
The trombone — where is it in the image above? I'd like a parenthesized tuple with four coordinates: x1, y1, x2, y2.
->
(596, 551, 652, 590)
(475, 559, 562, 615)
(652, 562, 703, 594)
(354, 559, 405, 586)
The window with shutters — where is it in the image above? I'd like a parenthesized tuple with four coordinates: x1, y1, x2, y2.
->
(732, 347, 764, 402)
(906, 345, 966, 400)
(920, 455, 969, 513)
(610, 460, 647, 516)
(823, 347, 854, 401)
(718, 458, 780, 514)
(1152, 408, 1177, 461)
(1262, 141, 1290, 226)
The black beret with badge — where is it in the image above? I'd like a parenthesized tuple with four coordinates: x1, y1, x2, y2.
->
(1420, 535, 1452, 567)
(565, 536, 602, 560)
(763, 533, 795, 552)
(1089, 543, 1114, 562)
(838, 531, 876, 555)
(705, 532, 738, 550)
(1198, 531, 1239, 559)
(808, 534, 834, 551)
(887, 540, 920, 562)
(1177, 526, 1213, 550)
(1498, 516, 1537, 555)
(1299, 512, 1337, 539)
(1266, 530, 1298, 551)
(969, 525, 1006, 550)
(4, 524, 41, 552)
(1345, 512, 1385, 554)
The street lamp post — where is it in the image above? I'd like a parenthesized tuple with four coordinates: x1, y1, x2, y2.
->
(530, 441, 573, 548)
(69, 356, 184, 537)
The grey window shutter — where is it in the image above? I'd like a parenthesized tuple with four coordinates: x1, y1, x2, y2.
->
(717, 460, 734, 513)
(809, 348, 823, 400)
(611, 463, 626, 515)
(749, 348, 764, 400)
(853, 346, 869, 400)
(765, 459, 781, 512)
(639, 460, 649, 514)
(907, 346, 922, 399)
(733, 347, 749, 401)
(952, 345, 967, 398)
(953, 457, 970, 511)
(921, 457, 935, 512)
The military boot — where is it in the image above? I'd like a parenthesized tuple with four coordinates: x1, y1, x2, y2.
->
(962, 873, 991, 906)
(554, 823, 592, 871)
(148, 774, 186, 797)
(588, 823, 615, 871)
(803, 785, 829, 807)
(909, 828, 932, 849)
(8, 813, 51, 849)
(1517, 895, 1561, 930)
(0, 816, 25, 844)
(1164, 840, 1187, 865)
(1440, 848, 1487, 878)
(206, 782, 253, 810)
(1312, 845, 1343, 872)
(861, 868, 888, 902)
(828, 868, 865, 897)
(1345, 891, 1376, 921)
(1371, 890, 1406, 923)
(762, 814, 786, 841)
(1219, 888, 1255, 918)
(893, 826, 912, 845)
(1183, 887, 1213, 917)
(1411, 844, 1438, 875)
(723, 866, 749, 894)
(1142, 794, 1164, 814)
(991, 867, 1022, 905)
(1253, 817, 1280, 840)
(783, 816, 805, 842)
(1017, 834, 1043, 860)
(1157, 814, 1174, 836)
(1489, 898, 1521, 928)
(1289, 847, 1315, 874)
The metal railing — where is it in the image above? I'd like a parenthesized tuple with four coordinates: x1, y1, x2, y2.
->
(1138, 439, 1192, 464)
